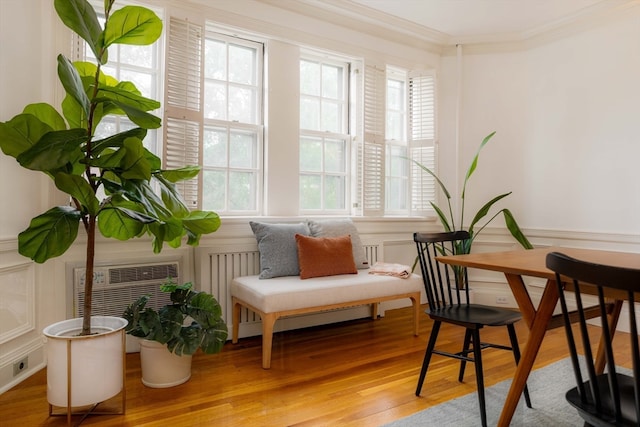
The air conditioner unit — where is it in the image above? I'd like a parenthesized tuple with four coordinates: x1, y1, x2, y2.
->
(73, 261, 181, 319)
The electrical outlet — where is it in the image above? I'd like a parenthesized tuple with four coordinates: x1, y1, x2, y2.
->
(12, 356, 28, 377)
(496, 295, 509, 305)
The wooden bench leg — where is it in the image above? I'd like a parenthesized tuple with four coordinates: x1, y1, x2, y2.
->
(410, 292, 420, 336)
(261, 313, 277, 369)
(232, 298, 241, 344)
(371, 303, 378, 319)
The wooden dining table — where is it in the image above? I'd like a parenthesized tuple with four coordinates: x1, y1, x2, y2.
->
(436, 246, 640, 427)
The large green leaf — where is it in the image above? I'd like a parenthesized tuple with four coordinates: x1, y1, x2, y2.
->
(91, 127, 147, 155)
(23, 103, 67, 131)
(18, 206, 81, 263)
(54, 173, 100, 216)
(97, 204, 149, 240)
(410, 159, 451, 199)
(187, 292, 223, 327)
(61, 94, 85, 129)
(182, 211, 221, 235)
(120, 137, 152, 180)
(110, 100, 161, 129)
(503, 209, 534, 249)
(199, 321, 228, 354)
(169, 325, 201, 356)
(160, 165, 201, 183)
(430, 201, 452, 232)
(461, 131, 495, 200)
(467, 192, 511, 235)
(17, 129, 86, 172)
(154, 174, 190, 218)
(90, 147, 126, 170)
(57, 55, 90, 116)
(121, 179, 172, 220)
(99, 82, 160, 111)
(104, 6, 162, 48)
(0, 114, 53, 158)
(54, 0, 103, 61)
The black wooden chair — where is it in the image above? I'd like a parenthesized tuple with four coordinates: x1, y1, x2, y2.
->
(413, 231, 531, 427)
(546, 251, 640, 427)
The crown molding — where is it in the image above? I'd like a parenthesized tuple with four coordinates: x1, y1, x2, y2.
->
(259, 0, 639, 55)
(256, 0, 445, 54)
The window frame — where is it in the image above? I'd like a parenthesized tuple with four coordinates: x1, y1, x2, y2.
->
(299, 53, 352, 215)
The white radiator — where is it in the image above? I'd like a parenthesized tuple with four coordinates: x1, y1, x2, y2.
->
(204, 244, 380, 338)
(72, 261, 181, 318)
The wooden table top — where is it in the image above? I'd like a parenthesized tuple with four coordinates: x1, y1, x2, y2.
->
(436, 246, 640, 280)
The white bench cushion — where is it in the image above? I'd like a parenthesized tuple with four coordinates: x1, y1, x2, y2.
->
(231, 270, 422, 313)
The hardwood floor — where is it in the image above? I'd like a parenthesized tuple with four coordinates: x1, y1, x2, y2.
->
(0, 305, 632, 426)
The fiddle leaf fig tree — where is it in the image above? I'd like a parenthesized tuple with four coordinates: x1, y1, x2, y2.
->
(0, 0, 221, 336)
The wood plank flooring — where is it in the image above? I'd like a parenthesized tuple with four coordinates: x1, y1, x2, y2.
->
(0, 305, 632, 426)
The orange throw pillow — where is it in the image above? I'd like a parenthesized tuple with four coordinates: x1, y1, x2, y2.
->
(295, 234, 358, 279)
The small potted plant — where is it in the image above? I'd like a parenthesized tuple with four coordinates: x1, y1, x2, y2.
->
(123, 279, 228, 388)
(411, 131, 533, 293)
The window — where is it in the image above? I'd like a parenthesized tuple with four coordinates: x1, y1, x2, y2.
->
(81, 4, 435, 218)
(359, 65, 436, 216)
(299, 56, 350, 212)
(202, 34, 262, 213)
(163, 16, 264, 213)
(80, 2, 163, 154)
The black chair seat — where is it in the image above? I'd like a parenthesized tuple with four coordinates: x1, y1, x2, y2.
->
(427, 304, 523, 327)
(566, 373, 639, 427)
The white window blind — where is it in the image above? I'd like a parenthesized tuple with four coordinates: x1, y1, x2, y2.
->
(361, 64, 386, 216)
(409, 72, 436, 214)
(163, 15, 204, 208)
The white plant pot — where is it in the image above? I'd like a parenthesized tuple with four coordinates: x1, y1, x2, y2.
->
(139, 339, 192, 388)
(43, 316, 127, 408)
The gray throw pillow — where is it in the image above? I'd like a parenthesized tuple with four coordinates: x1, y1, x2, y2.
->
(250, 221, 310, 279)
(306, 219, 369, 269)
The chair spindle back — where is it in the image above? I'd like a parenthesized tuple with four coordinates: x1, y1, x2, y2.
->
(414, 231, 471, 310)
(546, 251, 640, 426)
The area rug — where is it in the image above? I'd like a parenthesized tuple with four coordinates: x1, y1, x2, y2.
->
(383, 358, 631, 427)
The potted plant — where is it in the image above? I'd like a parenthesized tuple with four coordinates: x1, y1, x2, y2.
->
(123, 280, 228, 388)
(0, 0, 220, 414)
(412, 131, 533, 288)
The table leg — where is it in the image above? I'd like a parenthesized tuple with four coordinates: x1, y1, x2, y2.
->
(595, 299, 623, 374)
(497, 278, 560, 427)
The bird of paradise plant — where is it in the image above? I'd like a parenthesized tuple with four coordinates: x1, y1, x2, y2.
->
(412, 131, 533, 285)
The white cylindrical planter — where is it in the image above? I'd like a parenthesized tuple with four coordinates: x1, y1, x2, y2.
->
(139, 339, 192, 388)
(43, 316, 127, 408)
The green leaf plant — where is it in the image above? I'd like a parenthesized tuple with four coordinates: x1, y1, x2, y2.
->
(123, 280, 228, 356)
(411, 132, 533, 282)
(0, 0, 221, 336)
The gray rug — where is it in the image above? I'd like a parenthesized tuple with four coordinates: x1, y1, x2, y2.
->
(383, 358, 630, 427)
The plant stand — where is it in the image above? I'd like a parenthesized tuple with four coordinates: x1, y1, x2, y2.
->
(43, 316, 127, 426)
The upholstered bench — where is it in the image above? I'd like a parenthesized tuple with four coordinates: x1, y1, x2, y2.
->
(231, 270, 422, 369)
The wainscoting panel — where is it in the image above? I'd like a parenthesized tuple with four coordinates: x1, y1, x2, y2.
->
(0, 261, 35, 344)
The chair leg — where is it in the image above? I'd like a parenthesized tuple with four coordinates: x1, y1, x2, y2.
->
(472, 329, 487, 427)
(458, 329, 472, 382)
(416, 321, 441, 396)
(507, 324, 532, 408)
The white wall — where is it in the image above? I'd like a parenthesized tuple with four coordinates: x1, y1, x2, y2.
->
(439, 6, 640, 236)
